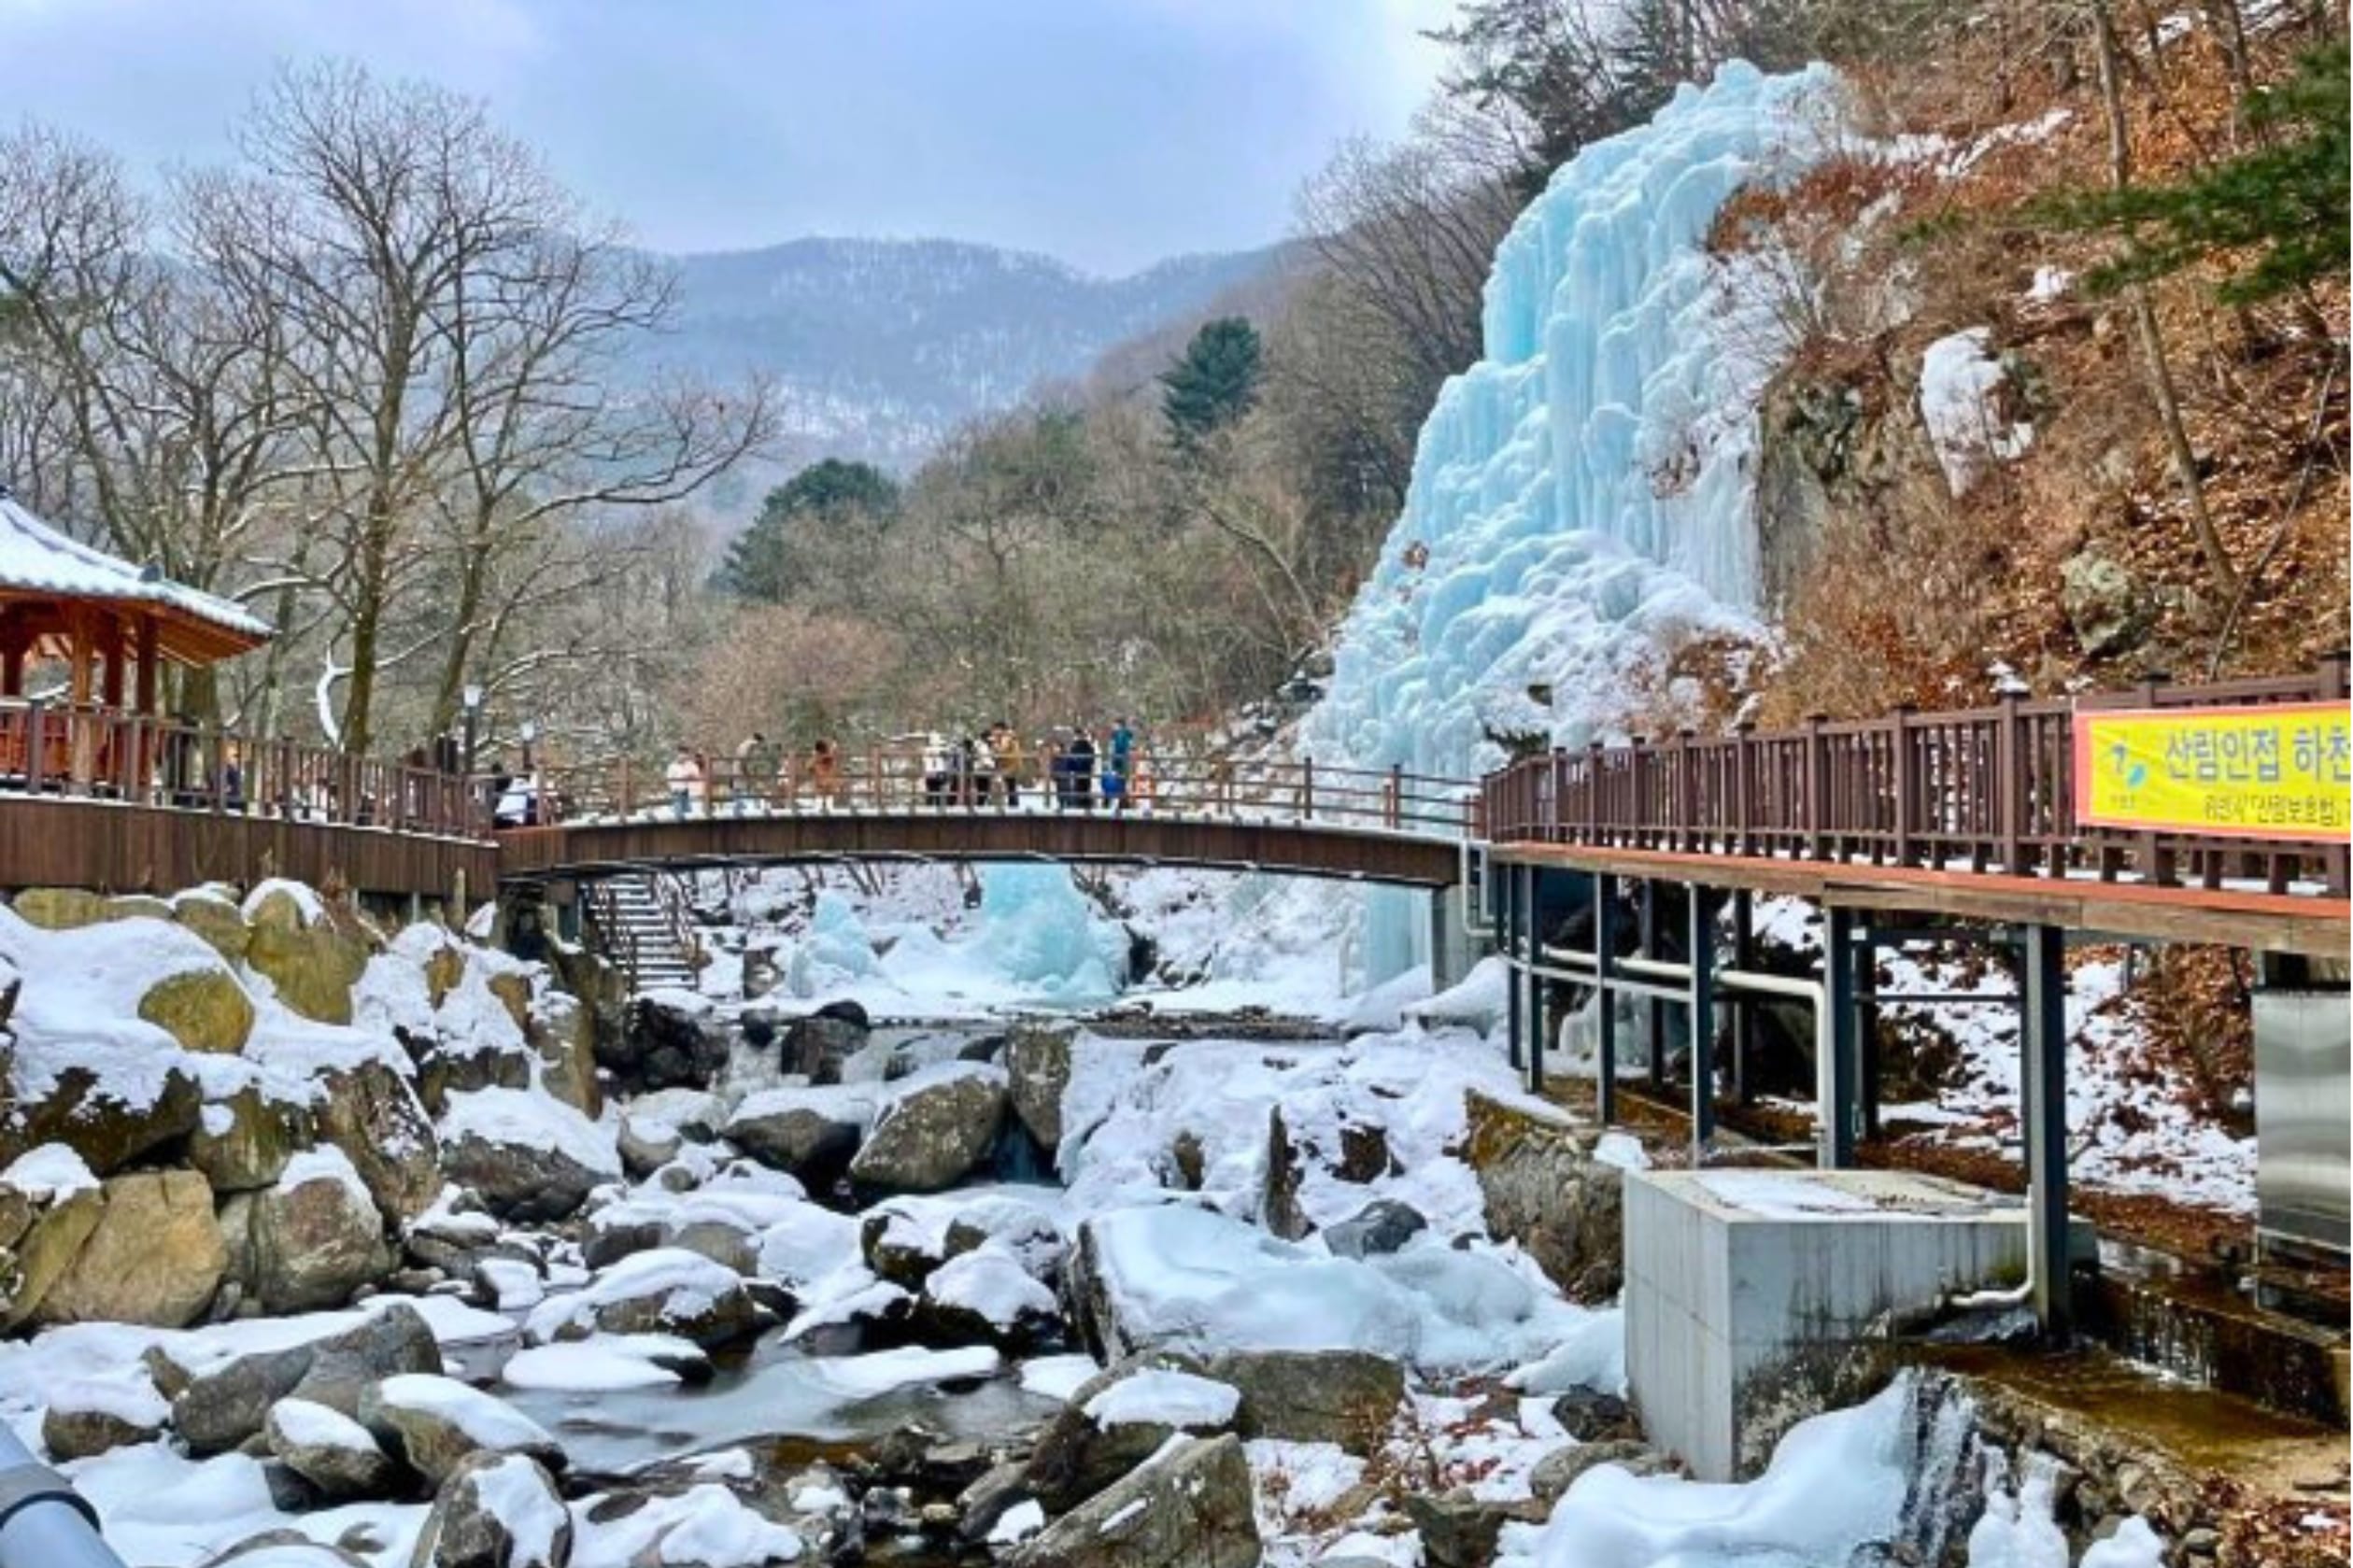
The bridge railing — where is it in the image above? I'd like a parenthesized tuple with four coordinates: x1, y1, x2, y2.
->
(0, 699, 488, 841)
(1479, 659, 2349, 896)
(524, 742, 1481, 839)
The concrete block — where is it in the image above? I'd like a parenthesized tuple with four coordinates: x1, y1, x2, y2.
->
(1624, 1167, 2086, 1480)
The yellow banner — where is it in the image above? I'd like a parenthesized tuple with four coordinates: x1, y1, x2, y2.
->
(2075, 702, 2352, 841)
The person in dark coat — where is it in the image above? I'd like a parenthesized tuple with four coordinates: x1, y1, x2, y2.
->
(1069, 727, 1097, 812)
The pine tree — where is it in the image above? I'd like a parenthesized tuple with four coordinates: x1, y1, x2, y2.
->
(717, 459, 900, 602)
(1160, 318, 1265, 450)
(2047, 43, 2348, 304)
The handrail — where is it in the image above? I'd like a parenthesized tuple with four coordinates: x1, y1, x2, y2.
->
(513, 741, 1484, 841)
(0, 699, 491, 842)
(1479, 658, 2350, 897)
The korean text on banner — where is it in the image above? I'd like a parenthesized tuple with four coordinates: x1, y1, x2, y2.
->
(2074, 701, 2352, 841)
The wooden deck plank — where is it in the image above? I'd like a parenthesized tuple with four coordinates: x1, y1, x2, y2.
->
(1487, 841, 2349, 955)
(497, 811, 1465, 889)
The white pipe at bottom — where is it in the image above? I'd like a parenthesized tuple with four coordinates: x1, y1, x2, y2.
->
(0, 1424, 127, 1568)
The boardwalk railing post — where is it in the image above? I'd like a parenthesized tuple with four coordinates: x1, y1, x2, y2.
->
(1587, 741, 1603, 847)
(1804, 714, 1827, 860)
(1387, 763, 1402, 829)
(1892, 703, 1917, 867)
(1301, 756, 1314, 821)
(1993, 693, 2022, 875)
(1733, 720, 1754, 855)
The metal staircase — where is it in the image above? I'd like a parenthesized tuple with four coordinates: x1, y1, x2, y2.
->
(583, 872, 700, 993)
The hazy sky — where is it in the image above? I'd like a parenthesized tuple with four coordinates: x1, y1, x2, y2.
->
(0, 0, 1458, 274)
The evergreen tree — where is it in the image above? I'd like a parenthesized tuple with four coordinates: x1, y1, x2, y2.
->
(2046, 44, 2348, 304)
(1160, 318, 1265, 450)
(717, 458, 900, 602)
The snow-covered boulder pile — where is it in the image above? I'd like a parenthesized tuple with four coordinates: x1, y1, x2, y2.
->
(0, 878, 610, 1329)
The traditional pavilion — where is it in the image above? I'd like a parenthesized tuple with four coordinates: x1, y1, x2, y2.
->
(0, 488, 272, 789)
(0, 487, 271, 715)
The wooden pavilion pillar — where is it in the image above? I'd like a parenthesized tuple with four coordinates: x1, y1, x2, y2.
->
(135, 614, 159, 714)
(66, 606, 95, 788)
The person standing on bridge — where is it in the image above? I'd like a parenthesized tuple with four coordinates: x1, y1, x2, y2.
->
(666, 745, 703, 819)
(809, 738, 842, 811)
(733, 731, 776, 814)
(1107, 717, 1136, 813)
(1069, 727, 1097, 812)
(992, 724, 1025, 810)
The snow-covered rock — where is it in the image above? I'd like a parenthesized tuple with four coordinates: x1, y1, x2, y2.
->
(359, 1372, 565, 1486)
(413, 1449, 572, 1568)
(151, 1300, 445, 1455)
(437, 1086, 621, 1222)
(1022, 1359, 1240, 1514)
(845, 1062, 1008, 1194)
(524, 1247, 758, 1350)
(263, 1395, 401, 1500)
(39, 1373, 169, 1459)
(1009, 1432, 1258, 1568)
(916, 1247, 1062, 1351)
(221, 1146, 392, 1314)
(724, 1083, 876, 1187)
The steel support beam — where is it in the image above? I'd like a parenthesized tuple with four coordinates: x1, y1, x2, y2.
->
(1595, 870, 1618, 1125)
(1823, 905, 1859, 1168)
(1858, 929, 1883, 1140)
(1524, 863, 1546, 1094)
(1688, 883, 1716, 1157)
(1503, 861, 1523, 1073)
(1640, 879, 1666, 1088)
(2021, 921, 2075, 1341)
(1730, 887, 1755, 1105)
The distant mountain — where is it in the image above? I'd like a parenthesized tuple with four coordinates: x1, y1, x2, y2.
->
(636, 236, 1294, 486)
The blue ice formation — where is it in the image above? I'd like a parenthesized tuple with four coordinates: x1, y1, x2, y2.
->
(1301, 63, 1847, 983)
(970, 865, 1124, 1002)
(1305, 62, 1846, 784)
(787, 890, 884, 996)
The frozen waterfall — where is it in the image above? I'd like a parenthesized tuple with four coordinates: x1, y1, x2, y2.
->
(1302, 62, 1849, 983)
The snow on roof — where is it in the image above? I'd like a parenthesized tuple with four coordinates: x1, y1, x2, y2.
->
(0, 491, 271, 651)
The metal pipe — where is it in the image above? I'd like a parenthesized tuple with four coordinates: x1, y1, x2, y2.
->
(1512, 941, 1839, 1162)
(0, 1422, 126, 1568)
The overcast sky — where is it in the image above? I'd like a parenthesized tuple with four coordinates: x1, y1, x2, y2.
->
(0, 0, 1457, 274)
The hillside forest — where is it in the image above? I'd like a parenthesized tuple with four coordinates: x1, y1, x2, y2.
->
(0, 0, 2344, 775)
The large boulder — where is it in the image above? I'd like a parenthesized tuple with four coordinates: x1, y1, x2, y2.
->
(171, 889, 253, 964)
(137, 964, 257, 1055)
(1322, 1200, 1427, 1261)
(228, 1147, 395, 1314)
(11, 887, 106, 929)
(316, 1060, 443, 1225)
(916, 1248, 1063, 1353)
(151, 1302, 444, 1455)
(1021, 1359, 1238, 1513)
(410, 1451, 573, 1568)
(436, 1087, 620, 1223)
(1205, 1349, 1405, 1450)
(783, 1000, 872, 1082)
(41, 1377, 170, 1459)
(1461, 1091, 1623, 1300)
(1004, 1023, 1075, 1151)
(35, 1169, 225, 1328)
(0, 1057, 204, 1177)
(190, 1085, 316, 1194)
(528, 989, 601, 1119)
(611, 993, 730, 1095)
(359, 1373, 565, 1487)
(264, 1397, 403, 1501)
(524, 1248, 759, 1351)
(0, 1148, 103, 1330)
(725, 1085, 875, 1189)
(2062, 548, 2151, 660)
(245, 883, 371, 1026)
(846, 1064, 1007, 1194)
(1009, 1434, 1258, 1568)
